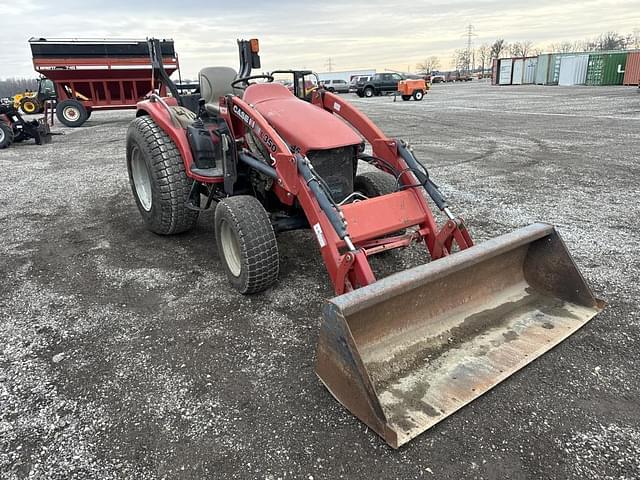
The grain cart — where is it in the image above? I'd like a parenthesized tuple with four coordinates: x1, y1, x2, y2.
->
(126, 38, 604, 448)
(29, 37, 179, 127)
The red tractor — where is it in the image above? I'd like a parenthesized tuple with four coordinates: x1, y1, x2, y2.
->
(0, 103, 51, 149)
(126, 39, 603, 448)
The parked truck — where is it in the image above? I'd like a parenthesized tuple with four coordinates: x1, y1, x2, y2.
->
(355, 73, 427, 100)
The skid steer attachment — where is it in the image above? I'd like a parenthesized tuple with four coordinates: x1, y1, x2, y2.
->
(316, 223, 604, 448)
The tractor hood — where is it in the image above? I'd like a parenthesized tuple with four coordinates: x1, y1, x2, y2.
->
(243, 83, 361, 152)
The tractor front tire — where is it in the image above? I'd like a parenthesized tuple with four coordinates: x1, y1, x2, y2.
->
(401, 95, 411, 101)
(126, 115, 198, 235)
(355, 170, 397, 197)
(413, 90, 424, 101)
(56, 99, 88, 127)
(215, 196, 279, 294)
(0, 122, 14, 149)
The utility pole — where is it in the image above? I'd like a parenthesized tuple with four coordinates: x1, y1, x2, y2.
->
(325, 58, 333, 72)
(463, 24, 477, 73)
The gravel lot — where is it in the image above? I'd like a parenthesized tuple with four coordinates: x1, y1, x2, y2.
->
(1, 81, 639, 479)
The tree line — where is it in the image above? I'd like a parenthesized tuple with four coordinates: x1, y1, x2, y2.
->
(0, 78, 39, 98)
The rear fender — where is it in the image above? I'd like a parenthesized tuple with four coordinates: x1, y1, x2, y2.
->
(135, 99, 209, 183)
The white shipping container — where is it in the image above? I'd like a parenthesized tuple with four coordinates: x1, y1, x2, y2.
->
(512, 59, 524, 85)
(498, 58, 513, 85)
(558, 55, 589, 86)
(523, 57, 538, 84)
(535, 54, 551, 84)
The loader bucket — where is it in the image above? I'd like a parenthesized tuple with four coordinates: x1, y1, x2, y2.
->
(316, 223, 604, 448)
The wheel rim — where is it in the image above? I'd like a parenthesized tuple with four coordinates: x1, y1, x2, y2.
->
(220, 220, 242, 277)
(63, 106, 80, 122)
(24, 102, 36, 113)
(0, 128, 5, 143)
(416, 92, 423, 100)
(130, 146, 153, 212)
(365, 89, 373, 97)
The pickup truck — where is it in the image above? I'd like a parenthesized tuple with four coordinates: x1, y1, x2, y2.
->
(355, 73, 405, 97)
(356, 73, 427, 101)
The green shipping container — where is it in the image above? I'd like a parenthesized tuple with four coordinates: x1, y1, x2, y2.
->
(548, 53, 569, 85)
(586, 52, 628, 85)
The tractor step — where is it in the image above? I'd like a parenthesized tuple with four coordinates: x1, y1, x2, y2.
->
(191, 166, 224, 178)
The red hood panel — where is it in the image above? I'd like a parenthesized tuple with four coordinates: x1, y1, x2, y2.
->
(243, 83, 362, 152)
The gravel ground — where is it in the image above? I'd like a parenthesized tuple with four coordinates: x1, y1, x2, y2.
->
(1, 81, 639, 479)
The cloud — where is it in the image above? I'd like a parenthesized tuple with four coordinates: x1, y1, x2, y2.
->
(0, 0, 637, 79)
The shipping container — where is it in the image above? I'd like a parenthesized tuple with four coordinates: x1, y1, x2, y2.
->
(498, 58, 513, 85)
(523, 57, 538, 84)
(491, 58, 498, 85)
(548, 53, 571, 85)
(512, 58, 524, 85)
(586, 52, 627, 85)
(535, 54, 551, 84)
(623, 51, 640, 85)
(558, 54, 589, 86)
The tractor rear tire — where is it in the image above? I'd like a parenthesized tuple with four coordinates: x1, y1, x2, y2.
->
(0, 122, 13, 149)
(126, 115, 198, 235)
(355, 170, 398, 198)
(401, 95, 411, 101)
(413, 90, 424, 101)
(56, 99, 88, 127)
(215, 196, 279, 294)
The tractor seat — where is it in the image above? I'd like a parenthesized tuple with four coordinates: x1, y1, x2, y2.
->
(199, 67, 238, 115)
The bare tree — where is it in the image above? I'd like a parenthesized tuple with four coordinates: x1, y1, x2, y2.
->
(416, 56, 441, 74)
(490, 39, 506, 60)
(476, 43, 490, 74)
(453, 49, 471, 72)
(586, 31, 627, 51)
(508, 41, 536, 57)
(633, 29, 640, 49)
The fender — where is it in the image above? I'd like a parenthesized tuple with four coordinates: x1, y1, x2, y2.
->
(135, 99, 222, 184)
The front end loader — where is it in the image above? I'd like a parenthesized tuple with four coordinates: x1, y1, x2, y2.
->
(125, 38, 604, 448)
(0, 103, 51, 149)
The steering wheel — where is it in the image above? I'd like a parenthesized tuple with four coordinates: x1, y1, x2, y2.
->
(231, 75, 275, 89)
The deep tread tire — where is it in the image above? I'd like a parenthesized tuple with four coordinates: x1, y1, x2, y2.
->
(56, 99, 88, 127)
(401, 95, 411, 101)
(20, 98, 39, 114)
(413, 90, 424, 101)
(355, 170, 398, 197)
(215, 196, 279, 294)
(126, 115, 198, 235)
(0, 122, 14, 149)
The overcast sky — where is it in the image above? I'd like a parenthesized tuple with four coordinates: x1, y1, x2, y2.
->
(0, 0, 638, 79)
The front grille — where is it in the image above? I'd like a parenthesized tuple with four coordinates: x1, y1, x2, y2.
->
(307, 147, 355, 202)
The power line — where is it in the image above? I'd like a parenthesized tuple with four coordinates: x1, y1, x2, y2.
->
(463, 24, 478, 73)
(325, 58, 333, 72)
